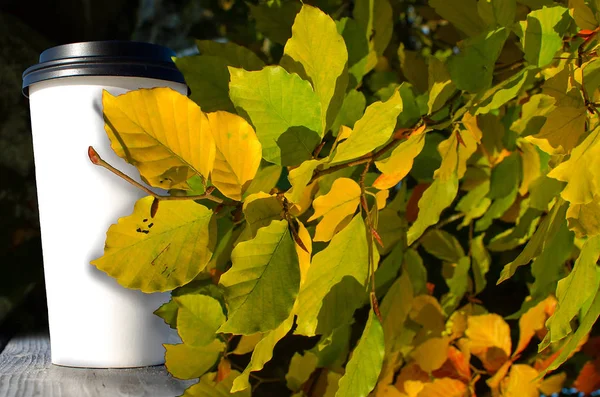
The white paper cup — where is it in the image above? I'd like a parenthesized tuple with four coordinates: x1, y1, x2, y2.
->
(22, 41, 187, 368)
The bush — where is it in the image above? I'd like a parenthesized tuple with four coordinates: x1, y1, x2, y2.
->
(91, 1, 600, 395)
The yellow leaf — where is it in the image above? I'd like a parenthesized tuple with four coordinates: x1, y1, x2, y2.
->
(539, 372, 567, 395)
(165, 339, 225, 380)
(486, 359, 512, 392)
(286, 159, 325, 204)
(417, 378, 468, 397)
(395, 364, 429, 394)
(308, 178, 361, 241)
(428, 57, 457, 114)
(500, 364, 540, 397)
(376, 190, 390, 210)
(207, 111, 262, 200)
(525, 106, 587, 155)
(375, 385, 405, 397)
(295, 220, 313, 285)
(92, 197, 214, 293)
(373, 173, 404, 190)
(375, 125, 427, 178)
(567, 199, 600, 237)
(102, 88, 215, 189)
(411, 337, 451, 373)
(518, 140, 541, 196)
(409, 295, 446, 335)
(547, 126, 600, 205)
(466, 314, 511, 370)
(515, 296, 557, 356)
(286, 352, 318, 392)
(338, 125, 353, 141)
(436, 126, 479, 181)
(232, 333, 263, 355)
(242, 193, 282, 238)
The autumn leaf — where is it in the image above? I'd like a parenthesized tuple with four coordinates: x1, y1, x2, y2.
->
(466, 314, 511, 372)
(500, 365, 540, 397)
(92, 197, 214, 292)
(102, 88, 215, 189)
(207, 111, 262, 201)
(308, 178, 361, 242)
(165, 340, 225, 380)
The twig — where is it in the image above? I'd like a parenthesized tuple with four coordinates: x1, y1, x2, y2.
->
(88, 146, 223, 204)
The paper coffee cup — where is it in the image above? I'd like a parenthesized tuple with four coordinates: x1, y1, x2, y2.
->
(22, 41, 187, 368)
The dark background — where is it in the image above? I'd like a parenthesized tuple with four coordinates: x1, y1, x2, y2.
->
(0, 0, 228, 344)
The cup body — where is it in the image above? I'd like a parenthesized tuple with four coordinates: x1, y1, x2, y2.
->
(24, 42, 188, 368)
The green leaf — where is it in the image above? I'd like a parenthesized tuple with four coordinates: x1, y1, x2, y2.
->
(540, 286, 600, 376)
(546, 235, 600, 343)
(488, 207, 542, 251)
(242, 193, 282, 238)
(475, 187, 518, 231)
(582, 58, 600, 102)
(441, 257, 471, 313)
(515, 6, 571, 68)
(336, 18, 378, 89)
(448, 28, 509, 93)
(285, 159, 325, 204)
(229, 66, 322, 166)
(397, 83, 423, 127)
(407, 176, 459, 245)
(286, 352, 319, 392)
(403, 248, 428, 296)
(380, 270, 414, 353)
(175, 56, 235, 113)
(248, 1, 301, 45)
(398, 44, 429, 93)
(375, 243, 404, 296)
(528, 175, 565, 210)
(331, 91, 403, 164)
(335, 310, 385, 397)
(311, 324, 352, 369)
(429, 0, 487, 37)
(92, 197, 214, 293)
(478, 0, 516, 27)
(331, 89, 367, 135)
(525, 105, 588, 155)
(165, 340, 225, 380)
(421, 229, 465, 263)
(474, 66, 538, 115)
(316, 276, 366, 335)
(411, 133, 445, 182)
(231, 317, 294, 392)
(196, 40, 265, 71)
(569, 0, 599, 30)
(282, 4, 348, 132)
(295, 215, 368, 336)
(489, 152, 522, 199)
(175, 295, 226, 347)
(498, 200, 569, 283)
(219, 220, 300, 334)
(471, 235, 491, 295)
(456, 180, 492, 225)
(244, 163, 282, 198)
(353, 0, 394, 56)
(427, 57, 457, 114)
(183, 370, 250, 397)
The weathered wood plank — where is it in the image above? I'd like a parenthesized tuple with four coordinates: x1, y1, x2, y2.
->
(0, 333, 195, 397)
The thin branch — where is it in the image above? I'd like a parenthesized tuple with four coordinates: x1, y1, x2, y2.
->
(88, 146, 223, 204)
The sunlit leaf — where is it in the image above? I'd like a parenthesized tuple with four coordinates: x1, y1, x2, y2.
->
(471, 234, 491, 295)
(567, 199, 600, 237)
(232, 333, 262, 355)
(175, 294, 226, 347)
(417, 377, 468, 397)
(102, 88, 215, 189)
(229, 66, 322, 166)
(282, 4, 348, 131)
(231, 316, 294, 391)
(466, 314, 511, 370)
(308, 178, 361, 242)
(500, 364, 540, 397)
(427, 57, 457, 114)
(182, 370, 250, 397)
(515, 5, 571, 67)
(92, 197, 214, 292)
(331, 91, 403, 164)
(295, 215, 368, 336)
(219, 220, 300, 334)
(165, 339, 225, 380)
(510, 94, 557, 137)
(474, 66, 537, 115)
(336, 310, 385, 397)
(515, 296, 556, 356)
(411, 337, 451, 373)
(374, 126, 427, 186)
(525, 106, 587, 155)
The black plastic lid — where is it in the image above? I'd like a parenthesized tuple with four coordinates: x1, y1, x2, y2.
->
(22, 41, 186, 97)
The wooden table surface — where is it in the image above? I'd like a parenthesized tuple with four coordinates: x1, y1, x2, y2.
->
(0, 333, 194, 397)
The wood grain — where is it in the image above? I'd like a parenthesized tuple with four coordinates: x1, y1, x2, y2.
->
(0, 333, 195, 397)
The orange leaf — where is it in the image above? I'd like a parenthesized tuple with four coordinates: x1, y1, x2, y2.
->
(410, 295, 446, 335)
(486, 359, 512, 392)
(417, 378, 468, 397)
(432, 345, 471, 381)
(395, 363, 430, 393)
(515, 296, 557, 356)
(500, 364, 540, 397)
(406, 183, 430, 222)
(574, 357, 600, 394)
(466, 314, 511, 372)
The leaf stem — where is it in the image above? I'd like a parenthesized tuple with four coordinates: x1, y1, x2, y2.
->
(87, 146, 223, 204)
